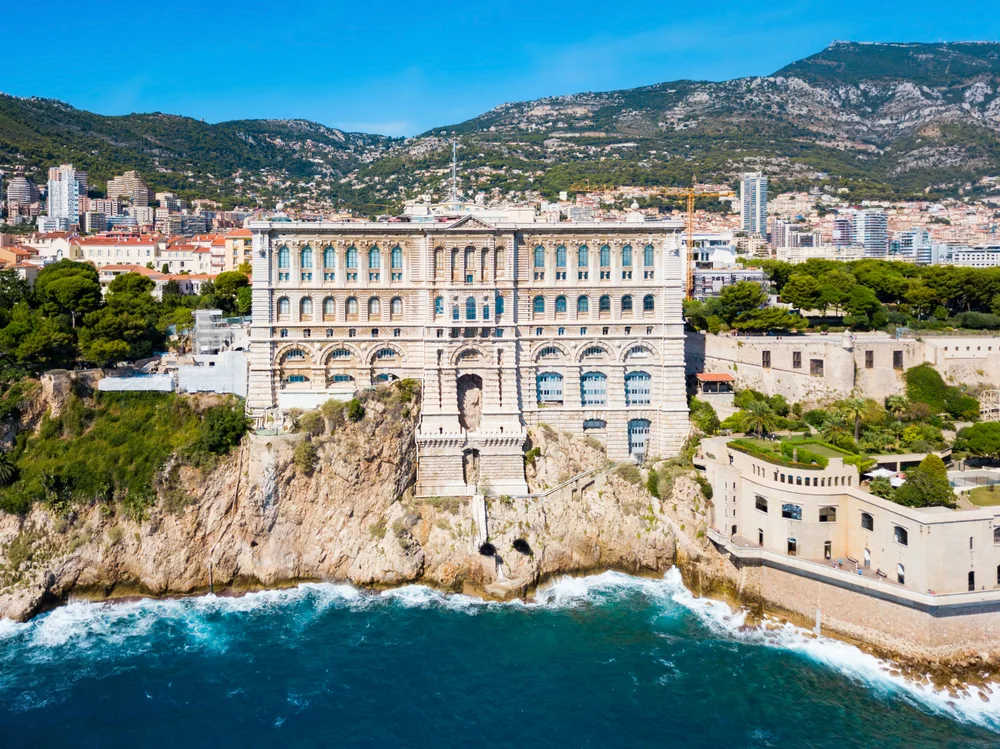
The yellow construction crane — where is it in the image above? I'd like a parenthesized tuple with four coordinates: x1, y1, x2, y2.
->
(568, 183, 735, 298)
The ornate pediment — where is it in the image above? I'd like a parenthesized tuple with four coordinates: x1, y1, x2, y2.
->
(446, 215, 495, 231)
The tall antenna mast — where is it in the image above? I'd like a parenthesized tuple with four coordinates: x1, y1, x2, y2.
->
(450, 139, 458, 203)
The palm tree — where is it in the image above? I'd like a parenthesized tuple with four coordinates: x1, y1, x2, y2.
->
(821, 413, 852, 444)
(885, 395, 909, 420)
(839, 397, 876, 442)
(0, 452, 16, 487)
(736, 400, 779, 438)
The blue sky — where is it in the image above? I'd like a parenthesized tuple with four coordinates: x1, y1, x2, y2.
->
(4, 0, 1000, 136)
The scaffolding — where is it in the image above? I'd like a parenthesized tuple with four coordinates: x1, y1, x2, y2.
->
(192, 309, 233, 355)
(981, 390, 1000, 423)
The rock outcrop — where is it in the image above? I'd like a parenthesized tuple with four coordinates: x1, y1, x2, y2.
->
(0, 383, 710, 621)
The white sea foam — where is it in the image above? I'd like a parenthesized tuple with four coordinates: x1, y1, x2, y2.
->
(2, 570, 999, 731)
(662, 567, 1000, 732)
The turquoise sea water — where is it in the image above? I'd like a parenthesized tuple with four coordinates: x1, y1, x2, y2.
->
(0, 570, 998, 748)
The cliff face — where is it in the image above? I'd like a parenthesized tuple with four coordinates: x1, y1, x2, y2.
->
(0, 383, 710, 621)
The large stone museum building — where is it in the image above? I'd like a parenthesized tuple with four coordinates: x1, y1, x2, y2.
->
(248, 216, 690, 496)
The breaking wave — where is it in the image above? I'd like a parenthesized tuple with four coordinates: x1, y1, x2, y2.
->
(0, 570, 998, 735)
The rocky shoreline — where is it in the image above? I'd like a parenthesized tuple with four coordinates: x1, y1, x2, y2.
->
(0, 380, 996, 697)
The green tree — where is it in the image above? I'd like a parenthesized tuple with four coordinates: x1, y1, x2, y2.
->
(821, 413, 852, 444)
(732, 307, 809, 333)
(893, 454, 955, 509)
(213, 271, 250, 313)
(780, 274, 821, 311)
(43, 275, 102, 328)
(838, 397, 878, 441)
(954, 422, 1000, 458)
(236, 285, 252, 316)
(735, 399, 780, 438)
(719, 281, 767, 324)
(884, 394, 909, 419)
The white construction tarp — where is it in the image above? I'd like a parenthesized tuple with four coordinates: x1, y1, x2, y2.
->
(97, 374, 174, 392)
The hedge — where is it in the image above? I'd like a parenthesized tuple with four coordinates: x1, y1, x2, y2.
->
(728, 439, 825, 470)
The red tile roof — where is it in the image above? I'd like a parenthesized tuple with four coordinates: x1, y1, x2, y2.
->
(696, 373, 735, 382)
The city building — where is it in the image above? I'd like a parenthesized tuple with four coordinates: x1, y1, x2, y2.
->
(896, 227, 932, 263)
(45, 164, 87, 228)
(247, 217, 690, 497)
(831, 216, 854, 247)
(224, 229, 253, 271)
(699, 436, 1000, 611)
(950, 245, 1000, 268)
(740, 172, 767, 235)
(692, 267, 769, 299)
(106, 171, 152, 207)
(853, 209, 889, 258)
(774, 244, 865, 264)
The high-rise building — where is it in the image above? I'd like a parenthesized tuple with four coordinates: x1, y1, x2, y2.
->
(106, 171, 152, 207)
(740, 172, 767, 235)
(853, 209, 889, 258)
(46, 164, 87, 226)
(831, 217, 854, 247)
(897, 227, 933, 264)
(6, 172, 40, 206)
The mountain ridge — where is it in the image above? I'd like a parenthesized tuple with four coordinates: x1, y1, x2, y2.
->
(2, 41, 1000, 211)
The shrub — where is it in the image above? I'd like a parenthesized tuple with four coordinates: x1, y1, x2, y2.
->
(478, 541, 496, 556)
(195, 401, 249, 456)
(294, 438, 319, 475)
(905, 364, 950, 413)
(346, 398, 365, 423)
(369, 518, 387, 540)
(614, 465, 642, 485)
(394, 379, 419, 405)
(803, 409, 830, 428)
(320, 399, 345, 430)
(296, 410, 325, 437)
(768, 394, 790, 417)
(868, 476, 893, 498)
(646, 468, 660, 498)
(694, 473, 713, 500)
(733, 389, 766, 409)
(689, 398, 720, 435)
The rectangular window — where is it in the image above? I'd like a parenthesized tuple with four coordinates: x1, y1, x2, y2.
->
(782, 504, 802, 520)
(787, 538, 797, 556)
(762, 351, 771, 369)
(755, 495, 768, 513)
(819, 506, 837, 523)
(792, 351, 801, 369)
(894, 525, 908, 546)
(893, 350, 903, 370)
(865, 350, 874, 369)
(810, 359, 824, 377)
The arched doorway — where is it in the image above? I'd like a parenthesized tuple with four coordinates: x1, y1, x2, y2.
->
(628, 418, 651, 462)
(457, 373, 483, 431)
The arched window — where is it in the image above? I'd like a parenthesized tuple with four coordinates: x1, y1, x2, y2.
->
(599, 295, 611, 313)
(897, 564, 905, 585)
(434, 247, 444, 276)
(390, 297, 403, 317)
(861, 512, 874, 531)
(621, 295, 633, 313)
(894, 526, 908, 546)
(328, 348, 352, 361)
(555, 295, 567, 314)
(435, 296, 444, 315)
(300, 246, 313, 269)
(577, 296, 590, 314)
(323, 297, 335, 319)
(277, 246, 290, 269)
(375, 347, 396, 360)
(368, 297, 381, 316)
(995, 527, 1000, 545)
(368, 246, 381, 269)
(581, 372, 608, 406)
(464, 247, 474, 273)
(323, 246, 336, 269)
(600, 245, 610, 267)
(346, 246, 358, 269)
(538, 346, 561, 359)
(582, 346, 606, 359)
(277, 297, 291, 316)
(537, 372, 564, 403)
(534, 245, 545, 268)
(346, 297, 359, 315)
(496, 295, 505, 315)
(625, 371, 651, 406)
(466, 296, 477, 320)
(391, 246, 403, 269)
(578, 245, 589, 267)
(452, 303, 460, 321)
(284, 348, 306, 361)
(622, 244, 632, 267)
(556, 245, 567, 268)
(644, 244, 654, 267)
(533, 296, 545, 315)
(300, 297, 313, 319)
(643, 294, 655, 312)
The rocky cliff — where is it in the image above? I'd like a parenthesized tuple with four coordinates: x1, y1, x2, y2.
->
(0, 380, 711, 621)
